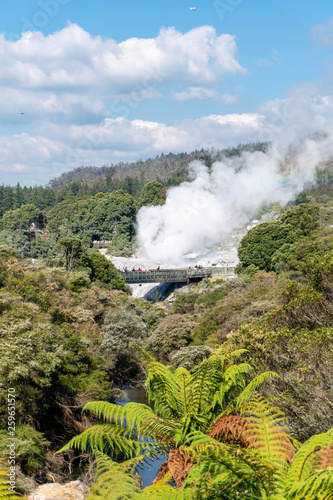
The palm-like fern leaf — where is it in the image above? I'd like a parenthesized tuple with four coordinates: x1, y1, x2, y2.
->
(57, 424, 155, 457)
(223, 370, 280, 414)
(86, 451, 141, 500)
(139, 474, 194, 500)
(241, 395, 294, 468)
(190, 353, 227, 418)
(141, 416, 180, 444)
(185, 441, 274, 498)
(210, 363, 253, 411)
(0, 461, 22, 500)
(133, 343, 181, 419)
(82, 401, 154, 435)
(215, 347, 248, 361)
(173, 367, 193, 418)
(285, 432, 333, 486)
(288, 469, 333, 500)
(144, 362, 180, 419)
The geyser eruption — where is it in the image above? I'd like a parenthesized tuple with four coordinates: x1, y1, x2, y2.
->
(137, 135, 332, 264)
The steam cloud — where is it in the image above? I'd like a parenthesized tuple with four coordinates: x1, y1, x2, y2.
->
(137, 134, 333, 264)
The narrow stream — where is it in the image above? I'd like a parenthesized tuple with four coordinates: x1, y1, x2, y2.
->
(115, 388, 166, 488)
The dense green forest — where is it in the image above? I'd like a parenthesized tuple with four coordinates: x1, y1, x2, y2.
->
(0, 146, 333, 499)
(0, 144, 271, 260)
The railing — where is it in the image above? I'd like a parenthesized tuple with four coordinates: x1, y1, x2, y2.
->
(93, 241, 111, 248)
(122, 267, 235, 284)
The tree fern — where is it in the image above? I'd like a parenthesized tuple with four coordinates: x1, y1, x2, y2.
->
(58, 345, 283, 495)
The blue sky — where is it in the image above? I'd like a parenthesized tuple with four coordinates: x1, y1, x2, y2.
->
(1, 0, 333, 185)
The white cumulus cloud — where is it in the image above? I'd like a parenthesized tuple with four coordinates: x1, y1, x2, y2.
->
(0, 24, 245, 125)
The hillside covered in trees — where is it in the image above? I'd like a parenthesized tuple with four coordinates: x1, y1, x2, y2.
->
(0, 145, 333, 498)
(0, 144, 271, 260)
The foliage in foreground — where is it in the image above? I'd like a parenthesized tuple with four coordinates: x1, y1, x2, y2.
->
(83, 424, 333, 499)
(58, 346, 281, 498)
(0, 459, 22, 500)
(58, 345, 333, 498)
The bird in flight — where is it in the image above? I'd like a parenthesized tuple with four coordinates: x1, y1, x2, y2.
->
(190, 7, 196, 10)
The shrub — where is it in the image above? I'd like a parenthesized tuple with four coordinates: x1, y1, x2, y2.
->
(169, 345, 213, 370)
(0, 425, 49, 474)
(68, 270, 91, 292)
(148, 314, 198, 363)
(89, 253, 129, 292)
(101, 309, 147, 352)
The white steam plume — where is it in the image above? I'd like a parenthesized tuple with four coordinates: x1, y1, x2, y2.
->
(137, 134, 333, 264)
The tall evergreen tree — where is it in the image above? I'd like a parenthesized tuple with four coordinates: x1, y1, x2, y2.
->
(15, 182, 25, 208)
(0, 185, 5, 217)
(4, 186, 14, 212)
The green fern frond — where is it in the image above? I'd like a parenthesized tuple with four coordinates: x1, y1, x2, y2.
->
(189, 349, 254, 419)
(140, 488, 194, 499)
(0, 461, 22, 499)
(131, 345, 181, 420)
(186, 442, 273, 498)
(141, 416, 180, 444)
(57, 424, 149, 457)
(210, 363, 253, 411)
(223, 362, 253, 384)
(124, 403, 156, 426)
(139, 475, 194, 500)
(286, 432, 333, 486)
(239, 393, 287, 426)
(173, 367, 193, 418)
(229, 394, 295, 468)
(213, 346, 248, 362)
(190, 354, 226, 417)
(82, 401, 154, 435)
(288, 468, 333, 500)
(87, 451, 141, 500)
(181, 430, 217, 458)
(145, 362, 180, 419)
(230, 371, 280, 410)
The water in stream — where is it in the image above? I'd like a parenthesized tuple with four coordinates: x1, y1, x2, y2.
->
(115, 388, 166, 488)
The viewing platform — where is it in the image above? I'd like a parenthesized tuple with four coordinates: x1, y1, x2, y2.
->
(121, 266, 235, 284)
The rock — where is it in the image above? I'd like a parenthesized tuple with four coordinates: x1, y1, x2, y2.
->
(28, 480, 87, 500)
